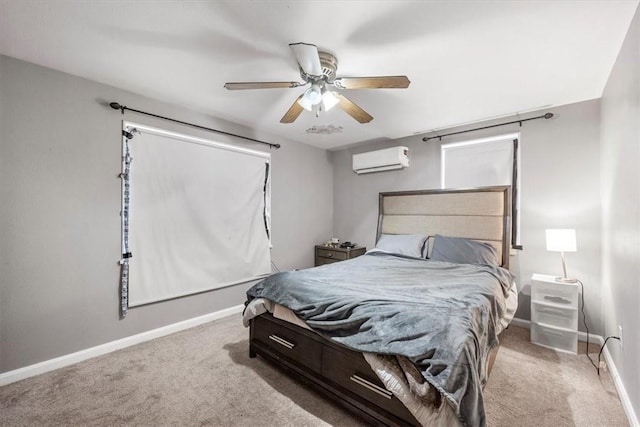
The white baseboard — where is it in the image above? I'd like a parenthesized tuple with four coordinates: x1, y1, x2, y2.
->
(603, 346, 639, 427)
(511, 317, 637, 425)
(0, 304, 244, 387)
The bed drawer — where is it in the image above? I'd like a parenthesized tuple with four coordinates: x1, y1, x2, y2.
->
(322, 346, 414, 422)
(252, 315, 322, 374)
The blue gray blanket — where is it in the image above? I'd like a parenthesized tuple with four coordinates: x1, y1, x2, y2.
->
(246, 251, 513, 426)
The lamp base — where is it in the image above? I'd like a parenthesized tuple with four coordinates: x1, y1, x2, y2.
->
(555, 276, 578, 283)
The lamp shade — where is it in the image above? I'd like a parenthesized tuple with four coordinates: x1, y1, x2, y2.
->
(545, 229, 577, 252)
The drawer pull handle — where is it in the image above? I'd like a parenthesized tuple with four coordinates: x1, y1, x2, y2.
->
(268, 334, 295, 350)
(327, 253, 333, 257)
(349, 375, 393, 399)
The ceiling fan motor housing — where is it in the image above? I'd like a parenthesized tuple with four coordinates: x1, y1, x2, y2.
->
(318, 51, 338, 82)
(300, 50, 338, 84)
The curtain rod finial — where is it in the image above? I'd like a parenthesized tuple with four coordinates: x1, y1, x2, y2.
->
(544, 112, 554, 119)
(110, 102, 125, 114)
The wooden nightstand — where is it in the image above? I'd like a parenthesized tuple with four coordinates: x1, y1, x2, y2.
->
(315, 245, 366, 266)
(530, 273, 579, 354)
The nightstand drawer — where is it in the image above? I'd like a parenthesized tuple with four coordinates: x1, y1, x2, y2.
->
(531, 322, 577, 354)
(317, 249, 347, 260)
(531, 302, 578, 330)
(314, 245, 366, 267)
(531, 280, 578, 306)
(316, 257, 341, 266)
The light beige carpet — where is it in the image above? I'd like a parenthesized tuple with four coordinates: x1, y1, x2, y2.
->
(0, 314, 629, 426)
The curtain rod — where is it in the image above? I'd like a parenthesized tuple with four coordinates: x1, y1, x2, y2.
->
(109, 102, 280, 149)
(422, 112, 553, 142)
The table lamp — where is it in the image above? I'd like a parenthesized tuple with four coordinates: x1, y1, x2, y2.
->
(545, 229, 577, 283)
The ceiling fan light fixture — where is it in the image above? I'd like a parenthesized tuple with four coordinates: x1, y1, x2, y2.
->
(297, 96, 313, 111)
(305, 84, 323, 104)
(297, 84, 323, 111)
(322, 90, 340, 111)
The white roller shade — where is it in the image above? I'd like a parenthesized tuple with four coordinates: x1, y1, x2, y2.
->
(125, 123, 271, 307)
(441, 136, 515, 188)
(441, 133, 520, 246)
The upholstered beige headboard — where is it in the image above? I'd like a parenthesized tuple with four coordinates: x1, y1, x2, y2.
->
(377, 186, 512, 268)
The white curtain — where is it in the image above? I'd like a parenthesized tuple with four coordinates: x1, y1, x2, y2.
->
(125, 123, 271, 307)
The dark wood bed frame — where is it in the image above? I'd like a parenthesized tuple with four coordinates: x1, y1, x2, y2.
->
(249, 186, 511, 426)
(250, 313, 420, 426)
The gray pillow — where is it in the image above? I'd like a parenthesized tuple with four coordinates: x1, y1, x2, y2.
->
(430, 234, 499, 265)
(375, 234, 428, 258)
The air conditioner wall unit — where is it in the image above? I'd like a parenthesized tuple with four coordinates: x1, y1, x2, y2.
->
(352, 146, 410, 174)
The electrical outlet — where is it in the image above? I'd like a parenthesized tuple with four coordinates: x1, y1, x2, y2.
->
(618, 325, 623, 349)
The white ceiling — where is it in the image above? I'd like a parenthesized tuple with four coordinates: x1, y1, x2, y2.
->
(1, 1, 637, 150)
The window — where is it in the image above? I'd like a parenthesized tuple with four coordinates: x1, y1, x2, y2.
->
(441, 133, 521, 248)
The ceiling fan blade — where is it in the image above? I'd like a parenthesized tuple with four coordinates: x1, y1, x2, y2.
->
(289, 42, 322, 77)
(335, 93, 373, 123)
(333, 76, 411, 89)
(224, 81, 302, 90)
(280, 95, 305, 124)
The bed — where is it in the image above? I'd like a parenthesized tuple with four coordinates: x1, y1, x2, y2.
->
(243, 186, 517, 426)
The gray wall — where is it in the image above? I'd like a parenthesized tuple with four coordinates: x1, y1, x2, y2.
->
(600, 4, 640, 421)
(0, 55, 333, 373)
(332, 100, 603, 333)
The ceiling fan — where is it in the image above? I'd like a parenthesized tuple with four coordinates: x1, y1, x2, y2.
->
(224, 42, 410, 124)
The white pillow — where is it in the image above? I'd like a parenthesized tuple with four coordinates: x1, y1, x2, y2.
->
(375, 234, 428, 258)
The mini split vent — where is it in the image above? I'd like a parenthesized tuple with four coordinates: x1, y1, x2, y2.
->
(352, 146, 410, 174)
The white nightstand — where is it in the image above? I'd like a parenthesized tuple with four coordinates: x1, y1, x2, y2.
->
(530, 273, 579, 354)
